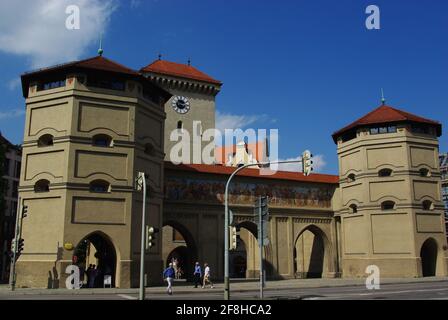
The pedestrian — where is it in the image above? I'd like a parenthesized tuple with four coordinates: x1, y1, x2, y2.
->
(202, 263, 214, 289)
(193, 262, 202, 288)
(163, 263, 175, 295)
(86, 264, 93, 288)
(89, 264, 97, 288)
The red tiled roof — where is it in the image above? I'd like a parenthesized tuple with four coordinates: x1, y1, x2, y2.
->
(22, 56, 139, 77)
(332, 105, 442, 142)
(141, 60, 221, 85)
(164, 162, 339, 184)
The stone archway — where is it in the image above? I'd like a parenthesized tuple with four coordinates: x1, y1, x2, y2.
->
(420, 238, 438, 277)
(73, 231, 117, 288)
(294, 225, 331, 279)
(162, 220, 198, 281)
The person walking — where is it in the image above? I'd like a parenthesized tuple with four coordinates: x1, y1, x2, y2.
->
(163, 263, 175, 295)
(193, 262, 202, 288)
(202, 263, 214, 289)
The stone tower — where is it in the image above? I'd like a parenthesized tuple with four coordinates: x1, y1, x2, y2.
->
(141, 59, 221, 164)
(17, 56, 171, 288)
(332, 104, 448, 278)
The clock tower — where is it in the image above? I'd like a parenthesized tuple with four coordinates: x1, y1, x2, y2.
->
(141, 59, 222, 164)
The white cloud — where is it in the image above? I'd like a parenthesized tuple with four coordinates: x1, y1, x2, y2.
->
(215, 110, 271, 132)
(7, 78, 21, 91)
(0, 108, 25, 120)
(273, 154, 327, 173)
(0, 0, 117, 68)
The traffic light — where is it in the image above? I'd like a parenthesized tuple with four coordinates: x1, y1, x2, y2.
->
(22, 205, 28, 218)
(229, 226, 238, 250)
(17, 238, 24, 257)
(302, 150, 313, 176)
(146, 226, 159, 250)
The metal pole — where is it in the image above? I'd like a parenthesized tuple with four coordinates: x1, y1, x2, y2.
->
(259, 196, 263, 300)
(224, 159, 303, 300)
(9, 198, 21, 291)
(139, 173, 147, 301)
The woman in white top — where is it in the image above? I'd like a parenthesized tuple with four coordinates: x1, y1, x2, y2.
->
(202, 263, 214, 289)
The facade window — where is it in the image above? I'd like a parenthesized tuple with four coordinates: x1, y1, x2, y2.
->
(411, 125, 434, 136)
(422, 200, 434, 211)
(38, 134, 54, 147)
(341, 131, 357, 143)
(381, 201, 395, 210)
(347, 174, 356, 182)
(92, 134, 112, 147)
(37, 79, 66, 91)
(419, 168, 430, 177)
(370, 126, 397, 135)
(87, 76, 125, 91)
(89, 180, 110, 193)
(378, 168, 392, 177)
(177, 121, 183, 130)
(349, 204, 358, 213)
(34, 179, 50, 193)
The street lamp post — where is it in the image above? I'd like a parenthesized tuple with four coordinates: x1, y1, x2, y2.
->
(224, 159, 304, 300)
(136, 172, 147, 301)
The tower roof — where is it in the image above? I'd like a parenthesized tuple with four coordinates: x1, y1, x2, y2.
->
(21, 56, 171, 100)
(141, 59, 221, 85)
(332, 105, 442, 143)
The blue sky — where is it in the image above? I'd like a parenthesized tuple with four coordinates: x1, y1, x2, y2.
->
(1, 0, 447, 174)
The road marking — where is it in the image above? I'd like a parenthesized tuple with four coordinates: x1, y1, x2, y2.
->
(117, 294, 137, 300)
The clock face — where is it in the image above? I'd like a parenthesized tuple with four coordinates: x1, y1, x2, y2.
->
(172, 96, 190, 114)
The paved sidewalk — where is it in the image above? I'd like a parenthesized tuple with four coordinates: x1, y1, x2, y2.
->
(1, 276, 447, 296)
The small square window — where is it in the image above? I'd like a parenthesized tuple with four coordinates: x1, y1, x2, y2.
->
(379, 127, 388, 134)
(370, 128, 379, 135)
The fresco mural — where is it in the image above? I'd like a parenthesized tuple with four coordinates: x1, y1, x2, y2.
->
(164, 178, 333, 208)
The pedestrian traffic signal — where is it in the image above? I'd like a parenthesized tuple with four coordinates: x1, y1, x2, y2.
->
(146, 226, 159, 250)
(22, 205, 29, 218)
(302, 150, 313, 176)
(229, 226, 238, 250)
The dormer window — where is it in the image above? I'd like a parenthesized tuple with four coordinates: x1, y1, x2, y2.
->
(38, 134, 54, 147)
(370, 126, 397, 135)
(92, 134, 113, 147)
(347, 174, 356, 182)
(349, 204, 358, 213)
(89, 180, 110, 193)
(419, 168, 430, 177)
(34, 179, 50, 192)
(422, 200, 434, 211)
(378, 168, 392, 177)
(381, 201, 396, 210)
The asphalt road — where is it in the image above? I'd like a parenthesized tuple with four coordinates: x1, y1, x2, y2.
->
(1, 280, 448, 300)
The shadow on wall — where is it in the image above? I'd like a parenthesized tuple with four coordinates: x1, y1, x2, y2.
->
(47, 246, 63, 289)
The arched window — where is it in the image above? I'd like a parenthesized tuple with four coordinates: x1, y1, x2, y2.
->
(177, 121, 183, 130)
(422, 200, 434, 211)
(144, 143, 156, 156)
(381, 201, 395, 210)
(89, 180, 110, 193)
(349, 204, 358, 213)
(92, 134, 112, 147)
(34, 179, 50, 192)
(378, 168, 392, 177)
(38, 134, 54, 147)
(347, 174, 356, 182)
(419, 168, 430, 177)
